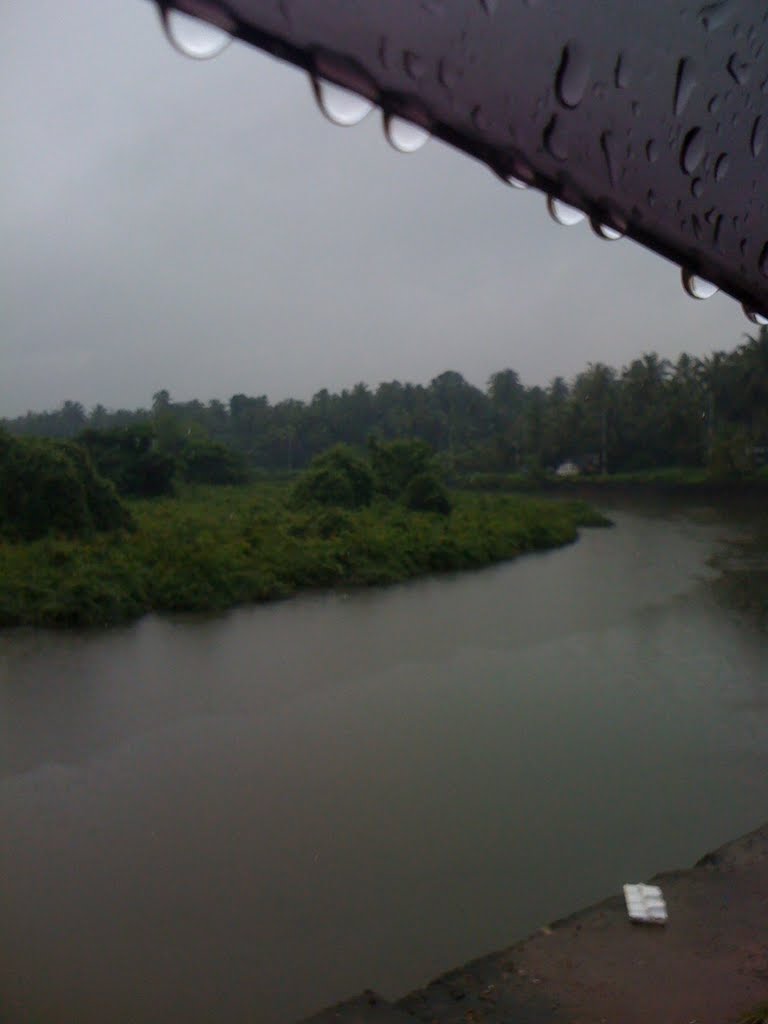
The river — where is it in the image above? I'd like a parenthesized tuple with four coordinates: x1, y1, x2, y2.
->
(1, 500, 767, 1023)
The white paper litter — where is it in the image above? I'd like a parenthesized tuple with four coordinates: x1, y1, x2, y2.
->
(623, 883, 667, 924)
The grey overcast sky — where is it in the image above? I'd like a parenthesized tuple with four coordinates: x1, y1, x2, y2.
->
(1, 0, 747, 417)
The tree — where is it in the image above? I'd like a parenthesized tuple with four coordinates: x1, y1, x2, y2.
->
(488, 368, 525, 411)
(367, 437, 451, 514)
(488, 369, 526, 469)
(667, 354, 707, 466)
(60, 401, 87, 436)
(368, 437, 435, 498)
(736, 327, 768, 441)
(5, 325, 768, 480)
(540, 377, 571, 467)
(89, 404, 111, 430)
(79, 425, 176, 497)
(571, 363, 617, 472)
(292, 445, 374, 509)
(402, 471, 452, 515)
(229, 393, 271, 462)
(522, 386, 547, 467)
(205, 399, 230, 442)
(152, 390, 171, 415)
(0, 429, 130, 540)
(180, 437, 248, 485)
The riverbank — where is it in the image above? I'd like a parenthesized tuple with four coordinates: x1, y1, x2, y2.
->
(0, 484, 609, 628)
(303, 822, 768, 1024)
(458, 469, 768, 500)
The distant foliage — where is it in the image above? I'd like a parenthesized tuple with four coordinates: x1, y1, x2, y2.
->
(79, 425, 177, 497)
(0, 429, 130, 541)
(79, 425, 248, 494)
(180, 437, 248, 486)
(4, 326, 767, 478)
(293, 445, 375, 509)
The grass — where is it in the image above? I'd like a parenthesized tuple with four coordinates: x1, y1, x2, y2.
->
(459, 467, 768, 491)
(0, 483, 611, 629)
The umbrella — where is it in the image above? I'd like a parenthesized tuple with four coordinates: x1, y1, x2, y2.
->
(154, 0, 767, 321)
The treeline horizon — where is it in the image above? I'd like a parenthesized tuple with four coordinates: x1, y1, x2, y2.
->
(4, 327, 767, 475)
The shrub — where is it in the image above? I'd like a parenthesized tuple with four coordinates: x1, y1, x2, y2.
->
(368, 437, 436, 498)
(293, 445, 374, 509)
(79, 425, 176, 497)
(180, 438, 248, 485)
(0, 429, 130, 540)
(402, 471, 453, 515)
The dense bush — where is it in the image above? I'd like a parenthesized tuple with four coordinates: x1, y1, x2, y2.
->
(180, 438, 248, 485)
(81, 425, 250, 493)
(79, 425, 176, 497)
(366, 436, 452, 515)
(292, 436, 453, 517)
(0, 480, 609, 628)
(402, 471, 452, 515)
(292, 445, 375, 509)
(0, 429, 131, 541)
(368, 437, 435, 497)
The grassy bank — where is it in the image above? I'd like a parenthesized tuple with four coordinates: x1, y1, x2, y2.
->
(0, 484, 609, 629)
(458, 468, 768, 495)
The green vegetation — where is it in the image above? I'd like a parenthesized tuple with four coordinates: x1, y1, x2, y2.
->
(369, 437, 434, 497)
(368, 437, 452, 514)
(4, 327, 767, 480)
(79, 425, 177, 497)
(0, 429, 130, 541)
(0, 432, 493, 629)
(401, 470, 452, 515)
(0, 477, 609, 629)
(17, 325, 768, 628)
(292, 445, 375, 509)
(291, 438, 453, 515)
(179, 436, 248, 486)
(79, 423, 248, 497)
(458, 466, 768, 492)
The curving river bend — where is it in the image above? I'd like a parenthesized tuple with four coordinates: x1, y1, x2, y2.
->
(1, 500, 767, 1023)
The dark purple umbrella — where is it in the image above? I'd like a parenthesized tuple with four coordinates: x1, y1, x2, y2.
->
(154, 0, 767, 321)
